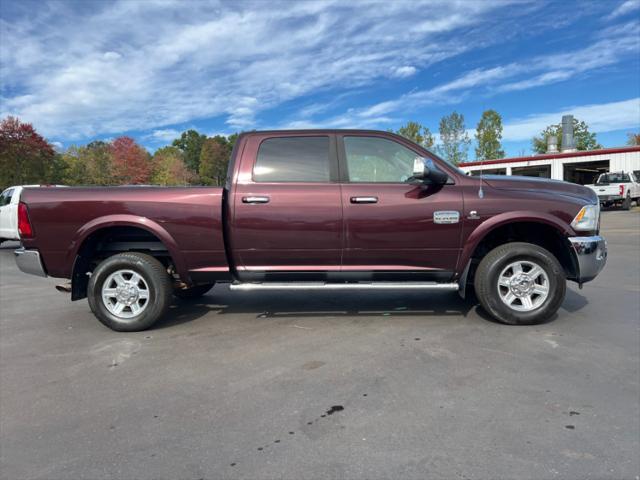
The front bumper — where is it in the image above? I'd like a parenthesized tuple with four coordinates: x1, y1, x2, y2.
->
(14, 248, 47, 277)
(568, 235, 607, 283)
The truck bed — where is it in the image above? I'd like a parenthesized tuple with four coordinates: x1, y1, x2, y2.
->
(20, 186, 229, 282)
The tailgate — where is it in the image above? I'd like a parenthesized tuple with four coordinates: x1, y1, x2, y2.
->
(592, 185, 621, 196)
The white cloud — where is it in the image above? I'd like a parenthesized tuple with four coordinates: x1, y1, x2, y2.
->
(145, 128, 181, 143)
(502, 98, 640, 141)
(284, 27, 639, 128)
(207, 130, 235, 139)
(606, 0, 640, 20)
(2, 0, 637, 142)
(225, 97, 259, 129)
(0, 0, 521, 139)
(103, 51, 122, 60)
(392, 66, 417, 78)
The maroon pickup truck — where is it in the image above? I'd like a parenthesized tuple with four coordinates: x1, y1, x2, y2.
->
(14, 130, 606, 331)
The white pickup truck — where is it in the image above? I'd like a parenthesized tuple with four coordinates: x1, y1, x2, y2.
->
(0, 185, 65, 244)
(586, 171, 640, 210)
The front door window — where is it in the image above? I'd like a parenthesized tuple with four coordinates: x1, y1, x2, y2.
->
(344, 136, 418, 183)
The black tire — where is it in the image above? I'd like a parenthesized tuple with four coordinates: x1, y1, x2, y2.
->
(87, 252, 172, 332)
(622, 194, 631, 210)
(474, 242, 566, 325)
(174, 283, 215, 299)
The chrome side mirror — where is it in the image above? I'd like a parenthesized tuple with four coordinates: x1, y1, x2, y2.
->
(413, 157, 427, 179)
(412, 157, 448, 185)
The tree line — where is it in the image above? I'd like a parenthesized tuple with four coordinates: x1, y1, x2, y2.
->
(393, 110, 606, 165)
(1, 112, 635, 191)
(0, 117, 237, 190)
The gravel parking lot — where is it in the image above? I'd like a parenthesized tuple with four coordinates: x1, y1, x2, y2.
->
(1, 211, 638, 480)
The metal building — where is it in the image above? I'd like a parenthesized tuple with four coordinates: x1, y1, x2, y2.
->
(459, 115, 640, 185)
(459, 146, 640, 185)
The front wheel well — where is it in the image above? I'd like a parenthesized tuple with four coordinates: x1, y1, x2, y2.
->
(466, 222, 577, 285)
(72, 226, 178, 300)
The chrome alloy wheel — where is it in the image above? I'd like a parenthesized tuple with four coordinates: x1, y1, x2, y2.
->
(497, 260, 550, 312)
(102, 269, 150, 319)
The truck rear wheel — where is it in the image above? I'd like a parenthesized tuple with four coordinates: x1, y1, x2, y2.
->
(622, 194, 631, 210)
(174, 283, 214, 299)
(87, 252, 172, 332)
(474, 242, 566, 325)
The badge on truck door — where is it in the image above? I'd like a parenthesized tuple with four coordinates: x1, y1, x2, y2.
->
(434, 211, 460, 224)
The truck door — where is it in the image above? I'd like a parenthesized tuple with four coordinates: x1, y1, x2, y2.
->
(338, 134, 463, 280)
(229, 134, 343, 281)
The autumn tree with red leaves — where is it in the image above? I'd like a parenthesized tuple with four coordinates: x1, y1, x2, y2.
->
(110, 136, 151, 184)
(0, 116, 55, 190)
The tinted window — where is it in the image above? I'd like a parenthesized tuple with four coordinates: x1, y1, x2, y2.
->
(254, 136, 330, 182)
(0, 189, 13, 206)
(344, 136, 420, 183)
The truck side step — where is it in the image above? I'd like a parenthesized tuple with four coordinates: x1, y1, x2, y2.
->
(229, 282, 460, 291)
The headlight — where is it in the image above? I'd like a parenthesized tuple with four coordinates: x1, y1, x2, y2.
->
(571, 204, 599, 231)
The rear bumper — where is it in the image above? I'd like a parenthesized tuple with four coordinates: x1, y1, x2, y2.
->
(568, 235, 607, 283)
(14, 248, 47, 277)
(598, 195, 623, 203)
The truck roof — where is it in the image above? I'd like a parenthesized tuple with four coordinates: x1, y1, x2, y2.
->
(241, 129, 399, 136)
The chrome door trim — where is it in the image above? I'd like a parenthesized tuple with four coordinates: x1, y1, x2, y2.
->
(350, 196, 378, 204)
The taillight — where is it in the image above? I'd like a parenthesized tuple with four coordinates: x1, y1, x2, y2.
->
(619, 184, 625, 196)
(18, 202, 34, 238)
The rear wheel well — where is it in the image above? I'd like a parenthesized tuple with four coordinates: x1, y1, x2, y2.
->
(72, 226, 178, 300)
(467, 222, 577, 285)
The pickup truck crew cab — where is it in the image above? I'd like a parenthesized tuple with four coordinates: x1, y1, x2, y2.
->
(14, 130, 607, 331)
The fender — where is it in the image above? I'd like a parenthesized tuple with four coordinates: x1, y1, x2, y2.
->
(456, 210, 574, 276)
(67, 214, 189, 282)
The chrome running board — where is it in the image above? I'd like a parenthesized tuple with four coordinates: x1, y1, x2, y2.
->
(230, 282, 460, 291)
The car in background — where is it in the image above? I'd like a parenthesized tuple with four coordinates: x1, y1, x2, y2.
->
(585, 171, 640, 210)
(0, 185, 66, 244)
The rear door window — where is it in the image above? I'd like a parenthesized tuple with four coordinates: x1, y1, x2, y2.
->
(254, 136, 330, 182)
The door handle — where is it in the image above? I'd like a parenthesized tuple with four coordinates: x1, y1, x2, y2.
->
(350, 196, 378, 204)
(242, 196, 270, 204)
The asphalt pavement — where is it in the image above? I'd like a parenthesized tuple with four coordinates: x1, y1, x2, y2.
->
(1, 210, 639, 480)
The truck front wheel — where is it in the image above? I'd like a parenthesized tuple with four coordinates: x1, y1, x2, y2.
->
(87, 252, 172, 331)
(474, 242, 566, 325)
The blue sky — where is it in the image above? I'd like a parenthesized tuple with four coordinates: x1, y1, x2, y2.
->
(1, 0, 639, 160)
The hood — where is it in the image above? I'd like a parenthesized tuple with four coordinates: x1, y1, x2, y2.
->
(482, 175, 597, 204)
